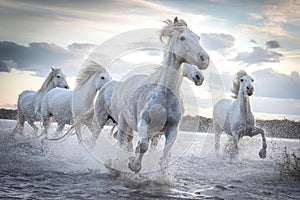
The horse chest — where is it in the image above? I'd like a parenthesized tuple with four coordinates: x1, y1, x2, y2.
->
(232, 115, 255, 136)
(134, 87, 182, 128)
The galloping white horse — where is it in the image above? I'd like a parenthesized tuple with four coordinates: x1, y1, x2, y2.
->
(70, 63, 205, 147)
(98, 17, 209, 173)
(213, 70, 267, 159)
(40, 62, 111, 137)
(12, 68, 69, 135)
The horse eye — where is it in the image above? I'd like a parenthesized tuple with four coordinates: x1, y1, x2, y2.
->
(101, 76, 105, 80)
(57, 75, 61, 78)
(251, 78, 254, 82)
(240, 78, 243, 82)
(180, 36, 185, 41)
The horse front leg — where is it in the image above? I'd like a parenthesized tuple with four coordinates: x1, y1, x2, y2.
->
(150, 132, 161, 152)
(160, 126, 178, 173)
(128, 119, 149, 173)
(230, 132, 240, 159)
(249, 127, 267, 158)
(214, 123, 222, 154)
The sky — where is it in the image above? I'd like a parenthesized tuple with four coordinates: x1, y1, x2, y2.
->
(0, 0, 299, 120)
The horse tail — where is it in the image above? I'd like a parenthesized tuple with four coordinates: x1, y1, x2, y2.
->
(47, 108, 95, 142)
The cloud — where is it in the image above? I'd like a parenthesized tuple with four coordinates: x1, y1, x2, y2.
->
(250, 39, 258, 44)
(0, 41, 100, 77)
(219, 68, 300, 99)
(252, 68, 300, 99)
(234, 46, 283, 65)
(266, 40, 281, 49)
(200, 33, 235, 51)
(243, 0, 300, 42)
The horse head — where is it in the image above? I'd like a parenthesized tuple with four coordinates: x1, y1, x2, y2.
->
(51, 67, 69, 89)
(183, 63, 204, 86)
(232, 70, 254, 98)
(160, 17, 210, 70)
(240, 74, 254, 97)
(96, 70, 112, 90)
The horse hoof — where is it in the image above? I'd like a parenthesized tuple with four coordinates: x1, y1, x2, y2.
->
(128, 161, 141, 173)
(259, 148, 266, 159)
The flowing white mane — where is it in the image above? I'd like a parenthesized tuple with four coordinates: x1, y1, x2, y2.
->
(231, 69, 248, 99)
(159, 18, 188, 56)
(38, 68, 61, 93)
(75, 61, 106, 89)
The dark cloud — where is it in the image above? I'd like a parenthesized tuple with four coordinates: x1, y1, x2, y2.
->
(250, 39, 258, 44)
(266, 40, 281, 49)
(220, 68, 300, 99)
(234, 46, 283, 65)
(0, 41, 98, 77)
(0, 61, 11, 72)
(200, 33, 235, 51)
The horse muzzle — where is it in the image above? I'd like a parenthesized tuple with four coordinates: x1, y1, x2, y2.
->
(193, 75, 204, 86)
(247, 87, 254, 96)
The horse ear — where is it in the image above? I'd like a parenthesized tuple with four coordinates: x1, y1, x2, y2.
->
(174, 17, 178, 23)
(51, 67, 55, 71)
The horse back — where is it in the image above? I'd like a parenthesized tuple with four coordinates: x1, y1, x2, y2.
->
(18, 90, 36, 107)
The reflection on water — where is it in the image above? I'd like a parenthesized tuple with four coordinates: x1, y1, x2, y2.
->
(0, 120, 299, 199)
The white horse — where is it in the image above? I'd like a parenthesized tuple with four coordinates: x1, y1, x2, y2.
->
(112, 62, 206, 150)
(40, 62, 111, 137)
(213, 70, 267, 159)
(95, 17, 209, 173)
(70, 63, 204, 145)
(12, 67, 69, 135)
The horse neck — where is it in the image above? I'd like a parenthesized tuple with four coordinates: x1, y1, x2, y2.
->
(37, 80, 55, 96)
(73, 74, 98, 109)
(182, 64, 190, 78)
(159, 52, 183, 92)
(237, 88, 251, 115)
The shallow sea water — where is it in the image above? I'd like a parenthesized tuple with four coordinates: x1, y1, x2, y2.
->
(0, 119, 299, 199)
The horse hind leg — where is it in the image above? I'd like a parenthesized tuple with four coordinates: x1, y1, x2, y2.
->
(28, 119, 38, 132)
(12, 115, 25, 135)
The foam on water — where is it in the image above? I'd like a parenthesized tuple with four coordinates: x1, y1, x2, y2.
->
(1, 119, 299, 199)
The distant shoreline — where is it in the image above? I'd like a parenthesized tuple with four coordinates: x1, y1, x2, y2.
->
(1, 108, 299, 139)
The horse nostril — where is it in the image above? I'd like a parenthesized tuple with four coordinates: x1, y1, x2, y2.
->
(65, 86, 69, 89)
(200, 55, 205, 62)
(247, 87, 249, 90)
(196, 74, 200, 80)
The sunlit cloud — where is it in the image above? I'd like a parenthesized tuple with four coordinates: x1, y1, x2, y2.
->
(241, 0, 300, 43)
(200, 33, 235, 51)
